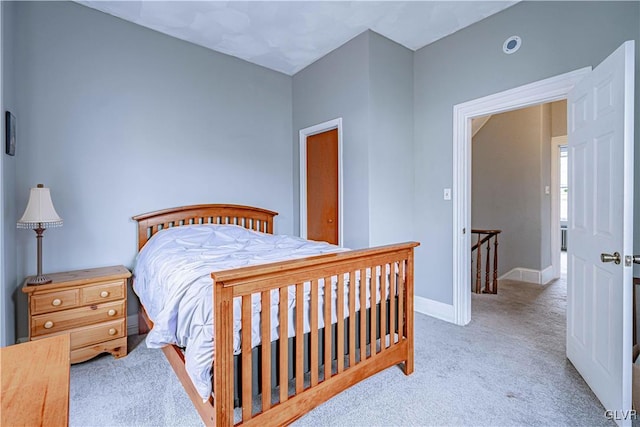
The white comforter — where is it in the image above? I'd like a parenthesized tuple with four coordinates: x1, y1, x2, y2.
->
(132, 224, 349, 400)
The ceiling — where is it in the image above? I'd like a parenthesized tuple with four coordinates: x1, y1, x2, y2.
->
(76, 1, 518, 76)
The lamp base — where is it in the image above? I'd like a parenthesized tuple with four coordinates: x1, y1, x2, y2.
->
(26, 275, 52, 286)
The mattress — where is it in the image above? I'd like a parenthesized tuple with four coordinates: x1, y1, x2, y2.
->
(133, 224, 364, 400)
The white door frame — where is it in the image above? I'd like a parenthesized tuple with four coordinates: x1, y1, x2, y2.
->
(452, 68, 590, 326)
(551, 135, 568, 280)
(299, 118, 344, 247)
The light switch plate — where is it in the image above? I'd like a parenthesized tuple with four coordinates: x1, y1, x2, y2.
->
(444, 188, 452, 200)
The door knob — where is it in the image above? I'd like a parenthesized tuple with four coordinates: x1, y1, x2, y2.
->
(328, 219, 333, 223)
(601, 252, 621, 264)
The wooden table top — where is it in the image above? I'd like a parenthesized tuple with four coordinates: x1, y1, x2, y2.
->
(22, 265, 131, 294)
(1, 334, 70, 426)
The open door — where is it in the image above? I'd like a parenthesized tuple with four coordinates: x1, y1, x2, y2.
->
(567, 41, 635, 424)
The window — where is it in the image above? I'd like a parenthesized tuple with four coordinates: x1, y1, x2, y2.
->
(560, 146, 568, 222)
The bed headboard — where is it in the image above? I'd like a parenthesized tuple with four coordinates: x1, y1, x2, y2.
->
(132, 204, 278, 250)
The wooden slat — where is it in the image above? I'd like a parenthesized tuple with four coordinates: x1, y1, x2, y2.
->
(260, 290, 272, 412)
(310, 279, 319, 387)
(241, 294, 252, 421)
(336, 274, 345, 373)
(475, 234, 482, 293)
(359, 268, 367, 362)
(389, 263, 396, 346)
(213, 284, 234, 427)
(348, 271, 356, 368)
(485, 240, 491, 292)
(295, 283, 304, 394)
(398, 262, 404, 346)
(370, 265, 377, 357)
(323, 276, 332, 381)
(380, 263, 387, 351)
(404, 251, 415, 375)
(279, 287, 288, 403)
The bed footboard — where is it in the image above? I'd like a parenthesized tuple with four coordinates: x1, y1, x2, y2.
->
(212, 241, 419, 427)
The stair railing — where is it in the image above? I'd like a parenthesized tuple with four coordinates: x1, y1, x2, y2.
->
(471, 229, 502, 294)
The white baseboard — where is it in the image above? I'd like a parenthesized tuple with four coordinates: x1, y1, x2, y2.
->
(540, 266, 555, 284)
(414, 296, 455, 323)
(499, 266, 556, 285)
(127, 313, 139, 336)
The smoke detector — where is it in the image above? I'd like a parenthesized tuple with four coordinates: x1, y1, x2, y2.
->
(503, 36, 522, 54)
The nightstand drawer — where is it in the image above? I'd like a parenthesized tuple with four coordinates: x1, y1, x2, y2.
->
(31, 289, 80, 315)
(81, 281, 125, 305)
(31, 300, 125, 337)
(69, 319, 125, 350)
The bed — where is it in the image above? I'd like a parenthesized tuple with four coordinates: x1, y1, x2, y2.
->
(132, 204, 418, 426)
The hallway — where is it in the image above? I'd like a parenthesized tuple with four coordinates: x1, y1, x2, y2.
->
(470, 256, 611, 425)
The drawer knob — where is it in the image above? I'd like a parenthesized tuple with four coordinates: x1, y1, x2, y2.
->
(107, 309, 116, 317)
(51, 299, 62, 306)
(100, 291, 109, 298)
(108, 328, 117, 336)
(44, 321, 54, 329)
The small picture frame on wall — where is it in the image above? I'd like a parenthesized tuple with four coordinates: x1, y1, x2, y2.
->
(5, 111, 16, 156)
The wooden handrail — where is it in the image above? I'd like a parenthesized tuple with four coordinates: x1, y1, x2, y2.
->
(471, 229, 501, 294)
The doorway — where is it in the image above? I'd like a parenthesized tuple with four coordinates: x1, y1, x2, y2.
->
(451, 67, 590, 326)
(299, 118, 344, 246)
(470, 102, 565, 291)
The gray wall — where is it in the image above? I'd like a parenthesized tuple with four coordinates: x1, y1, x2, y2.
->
(472, 105, 551, 275)
(368, 32, 414, 245)
(9, 1, 293, 339)
(292, 32, 371, 249)
(414, 0, 640, 304)
(2, 0, 17, 347)
(539, 103, 552, 269)
(292, 31, 414, 249)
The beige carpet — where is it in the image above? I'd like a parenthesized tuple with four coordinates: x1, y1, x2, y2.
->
(295, 274, 612, 426)
(70, 272, 613, 426)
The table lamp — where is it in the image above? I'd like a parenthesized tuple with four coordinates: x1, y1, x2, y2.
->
(17, 184, 63, 285)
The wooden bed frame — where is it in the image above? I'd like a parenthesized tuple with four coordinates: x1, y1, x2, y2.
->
(132, 204, 418, 426)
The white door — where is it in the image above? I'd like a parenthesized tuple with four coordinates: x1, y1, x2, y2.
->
(567, 41, 635, 424)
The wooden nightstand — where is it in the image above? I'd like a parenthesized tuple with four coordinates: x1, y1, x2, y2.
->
(22, 265, 131, 364)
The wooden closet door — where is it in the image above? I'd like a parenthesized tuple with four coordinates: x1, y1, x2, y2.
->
(306, 129, 338, 245)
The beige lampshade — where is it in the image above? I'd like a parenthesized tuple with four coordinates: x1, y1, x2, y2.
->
(17, 184, 63, 229)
